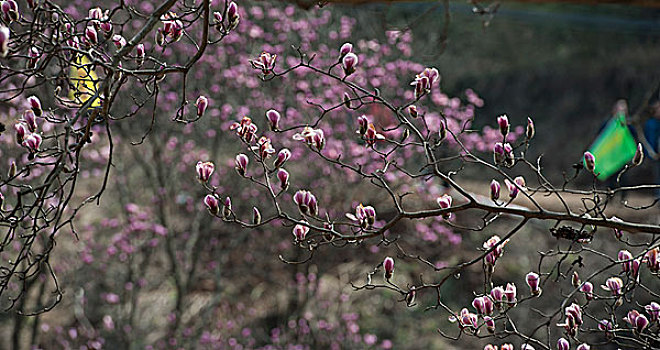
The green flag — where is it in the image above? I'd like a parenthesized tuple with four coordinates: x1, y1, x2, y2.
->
(586, 112, 637, 181)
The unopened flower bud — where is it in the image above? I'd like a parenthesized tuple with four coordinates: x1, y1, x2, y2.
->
(526, 117, 535, 140)
(196, 96, 208, 117)
(8, 161, 16, 177)
(583, 151, 596, 173)
(22, 133, 42, 153)
(274, 148, 291, 168)
(406, 288, 416, 307)
(632, 143, 643, 166)
(490, 179, 500, 202)
(484, 316, 495, 333)
(112, 34, 126, 50)
(579, 282, 593, 300)
(277, 168, 289, 190)
(493, 142, 505, 164)
(383, 256, 394, 279)
(234, 153, 249, 176)
(27, 95, 42, 116)
(339, 42, 352, 58)
(266, 109, 280, 131)
(252, 207, 261, 225)
(497, 114, 509, 138)
(526, 272, 541, 296)
(438, 120, 446, 141)
(23, 109, 37, 132)
(343, 92, 352, 108)
(85, 26, 98, 45)
(204, 194, 219, 215)
(292, 221, 309, 241)
(0, 26, 9, 57)
(222, 197, 232, 219)
(557, 339, 569, 350)
(572, 271, 581, 287)
(356, 115, 369, 136)
(342, 52, 358, 76)
(227, 2, 240, 30)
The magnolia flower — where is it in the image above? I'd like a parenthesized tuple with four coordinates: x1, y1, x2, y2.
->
(490, 180, 501, 202)
(557, 303, 582, 337)
(383, 256, 394, 279)
(618, 250, 633, 272)
(234, 154, 249, 176)
(556, 338, 569, 350)
(346, 204, 376, 230)
(364, 123, 385, 146)
(436, 194, 452, 219)
(601, 276, 624, 296)
(195, 161, 214, 183)
(356, 115, 369, 135)
(23, 110, 37, 132)
(490, 286, 505, 303)
(112, 34, 126, 49)
(494, 142, 505, 164)
(195, 96, 208, 117)
(293, 190, 318, 216)
(339, 42, 352, 58)
(503, 143, 514, 166)
(27, 95, 42, 116)
(483, 316, 495, 333)
(526, 272, 541, 296)
(597, 319, 613, 333)
(504, 179, 519, 199)
(292, 221, 310, 241)
(572, 271, 581, 287)
(645, 302, 660, 322)
(85, 26, 98, 45)
(1, 0, 19, 22)
(472, 295, 494, 315)
(500, 344, 514, 350)
(136, 43, 145, 65)
(342, 52, 358, 76)
(227, 1, 240, 29)
(255, 136, 276, 159)
(504, 283, 516, 305)
(204, 195, 219, 215)
(292, 126, 325, 151)
(497, 114, 509, 137)
(579, 282, 593, 300)
(252, 52, 276, 75)
(14, 122, 28, 143)
(222, 197, 232, 219)
(410, 68, 440, 98)
(583, 151, 596, 173)
(229, 116, 257, 143)
(646, 247, 659, 272)
(448, 308, 478, 330)
(484, 235, 508, 268)
(274, 148, 291, 168)
(266, 109, 281, 131)
(22, 133, 42, 153)
(277, 168, 289, 190)
(624, 310, 648, 333)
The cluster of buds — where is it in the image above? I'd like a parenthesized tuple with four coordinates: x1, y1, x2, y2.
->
(1, 0, 19, 22)
(292, 126, 325, 152)
(251, 52, 277, 75)
(274, 148, 291, 168)
(346, 203, 377, 230)
(293, 190, 318, 216)
(15, 96, 44, 157)
(195, 96, 208, 117)
(503, 176, 525, 199)
(230, 116, 258, 143)
(196, 161, 215, 183)
(292, 221, 310, 241)
(276, 168, 289, 190)
(525, 272, 541, 296)
(88, 7, 112, 33)
(411, 67, 440, 99)
(583, 151, 596, 174)
(624, 309, 649, 334)
(483, 235, 509, 270)
(488, 284, 515, 309)
(644, 247, 659, 272)
(496, 115, 509, 138)
(157, 12, 184, 46)
(265, 109, 281, 131)
(579, 282, 594, 300)
(601, 276, 624, 297)
(449, 308, 478, 331)
(557, 303, 582, 337)
(383, 257, 394, 279)
(234, 154, 249, 176)
(618, 249, 641, 280)
(436, 194, 453, 219)
(0, 25, 9, 57)
(493, 142, 514, 167)
(472, 295, 494, 315)
(254, 136, 276, 159)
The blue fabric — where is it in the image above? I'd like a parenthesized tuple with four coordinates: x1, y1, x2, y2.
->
(644, 118, 660, 154)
